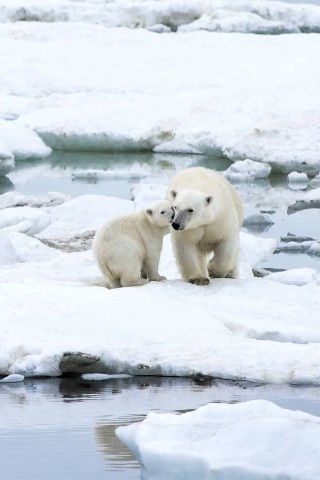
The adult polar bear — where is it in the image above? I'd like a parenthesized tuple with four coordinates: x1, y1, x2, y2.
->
(167, 167, 243, 285)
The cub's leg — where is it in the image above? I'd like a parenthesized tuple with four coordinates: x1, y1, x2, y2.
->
(143, 252, 166, 282)
(120, 257, 149, 287)
(208, 236, 239, 279)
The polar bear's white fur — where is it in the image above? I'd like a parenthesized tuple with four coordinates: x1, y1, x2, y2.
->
(167, 167, 243, 285)
(93, 200, 174, 288)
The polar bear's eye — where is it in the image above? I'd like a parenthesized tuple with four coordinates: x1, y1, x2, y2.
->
(188, 209, 194, 213)
(160, 211, 165, 214)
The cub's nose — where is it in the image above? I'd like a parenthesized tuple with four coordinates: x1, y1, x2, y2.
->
(172, 222, 181, 230)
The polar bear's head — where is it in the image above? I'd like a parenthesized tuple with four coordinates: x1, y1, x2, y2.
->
(170, 189, 213, 230)
(146, 200, 175, 227)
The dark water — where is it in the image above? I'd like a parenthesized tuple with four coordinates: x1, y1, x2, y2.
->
(1, 376, 320, 480)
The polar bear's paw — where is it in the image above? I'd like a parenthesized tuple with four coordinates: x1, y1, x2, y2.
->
(189, 277, 209, 286)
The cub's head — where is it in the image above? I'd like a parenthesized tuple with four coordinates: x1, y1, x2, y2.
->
(146, 200, 175, 227)
(169, 189, 213, 231)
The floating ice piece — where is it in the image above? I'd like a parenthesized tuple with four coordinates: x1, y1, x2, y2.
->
(242, 214, 274, 233)
(307, 242, 320, 257)
(310, 174, 320, 188)
(288, 171, 309, 183)
(116, 400, 320, 480)
(267, 268, 319, 286)
(276, 241, 315, 254)
(287, 187, 320, 213)
(224, 159, 271, 182)
(0, 374, 24, 383)
(71, 169, 147, 181)
(82, 373, 132, 381)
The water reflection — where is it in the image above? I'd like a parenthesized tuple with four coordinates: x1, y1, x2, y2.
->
(0, 175, 14, 194)
(2, 376, 320, 479)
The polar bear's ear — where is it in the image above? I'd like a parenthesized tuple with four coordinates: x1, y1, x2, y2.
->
(170, 190, 177, 199)
(205, 196, 213, 205)
(146, 208, 153, 216)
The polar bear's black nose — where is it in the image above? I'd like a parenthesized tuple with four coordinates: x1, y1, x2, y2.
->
(172, 222, 181, 230)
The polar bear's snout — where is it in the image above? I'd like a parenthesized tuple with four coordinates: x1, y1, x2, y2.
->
(172, 211, 186, 230)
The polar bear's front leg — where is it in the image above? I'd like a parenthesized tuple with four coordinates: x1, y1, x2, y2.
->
(172, 235, 209, 285)
(208, 236, 239, 279)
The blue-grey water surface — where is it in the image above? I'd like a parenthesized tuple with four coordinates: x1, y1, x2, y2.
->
(1, 376, 320, 480)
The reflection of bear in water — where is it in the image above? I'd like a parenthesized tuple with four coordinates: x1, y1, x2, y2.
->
(167, 167, 243, 285)
(93, 200, 174, 289)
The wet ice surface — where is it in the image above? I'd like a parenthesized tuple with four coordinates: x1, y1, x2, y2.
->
(3, 151, 320, 273)
(1, 376, 320, 480)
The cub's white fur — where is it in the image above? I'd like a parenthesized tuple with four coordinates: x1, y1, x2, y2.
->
(93, 200, 173, 288)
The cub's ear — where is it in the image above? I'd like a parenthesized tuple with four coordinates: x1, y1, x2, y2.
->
(170, 190, 177, 199)
(146, 209, 153, 216)
(205, 196, 213, 205)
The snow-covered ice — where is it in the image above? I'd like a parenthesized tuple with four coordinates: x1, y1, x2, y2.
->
(82, 373, 132, 380)
(0, 6, 319, 174)
(0, 119, 51, 175)
(1, 0, 320, 34)
(0, 373, 24, 383)
(0, 190, 320, 383)
(224, 159, 271, 182)
(116, 399, 320, 480)
(0, 0, 320, 386)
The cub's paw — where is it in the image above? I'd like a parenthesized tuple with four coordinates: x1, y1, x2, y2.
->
(189, 277, 209, 286)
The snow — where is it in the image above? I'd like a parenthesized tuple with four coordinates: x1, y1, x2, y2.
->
(0, 191, 320, 382)
(0, 12, 319, 174)
(0, 0, 320, 386)
(268, 267, 319, 286)
(1, 5, 320, 477)
(116, 399, 320, 480)
(0, 231, 17, 266)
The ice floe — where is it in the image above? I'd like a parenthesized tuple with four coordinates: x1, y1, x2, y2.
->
(117, 399, 320, 480)
(1, 0, 320, 34)
(0, 20, 319, 173)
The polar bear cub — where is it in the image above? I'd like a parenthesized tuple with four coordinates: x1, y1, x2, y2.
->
(167, 167, 243, 285)
(93, 200, 174, 289)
